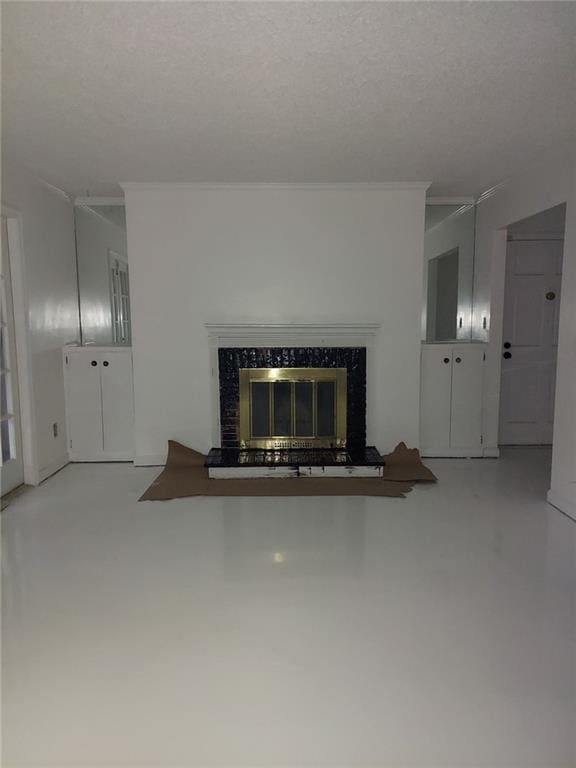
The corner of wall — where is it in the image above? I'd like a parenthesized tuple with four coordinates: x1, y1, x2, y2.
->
(547, 489, 576, 522)
(38, 454, 70, 485)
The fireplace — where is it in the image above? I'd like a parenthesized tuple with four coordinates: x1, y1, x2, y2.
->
(218, 347, 366, 450)
(205, 326, 383, 476)
(239, 367, 347, 449)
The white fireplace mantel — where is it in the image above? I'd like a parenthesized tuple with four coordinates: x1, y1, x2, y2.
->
(206, 322, 381, 446)
(205, 322, 381, 349)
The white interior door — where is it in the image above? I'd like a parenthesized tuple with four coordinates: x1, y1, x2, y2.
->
(1, 216, 24, 494)
(499, 240, 563, 444)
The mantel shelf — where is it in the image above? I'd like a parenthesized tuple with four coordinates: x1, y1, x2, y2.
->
(205, 322, 381, 346)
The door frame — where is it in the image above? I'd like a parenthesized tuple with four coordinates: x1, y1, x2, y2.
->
(478, 202, 569, 451)
(1, 204, 39, 486)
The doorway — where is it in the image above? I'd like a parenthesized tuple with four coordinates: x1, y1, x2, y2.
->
(499, 204, 566, 445)
(1, 215, 24, 494)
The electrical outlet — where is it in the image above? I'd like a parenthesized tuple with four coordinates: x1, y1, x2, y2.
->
(52, 422, 58, 438)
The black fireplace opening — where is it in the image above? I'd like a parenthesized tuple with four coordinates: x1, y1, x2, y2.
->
(218, 347, 366, 450)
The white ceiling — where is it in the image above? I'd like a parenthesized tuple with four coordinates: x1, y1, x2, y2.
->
(2, 2, 575, 197)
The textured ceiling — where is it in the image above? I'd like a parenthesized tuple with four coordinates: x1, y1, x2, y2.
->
(2, 1, 575, 197)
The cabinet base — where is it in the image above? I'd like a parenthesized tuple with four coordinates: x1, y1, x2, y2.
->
(421, 447, 499, 459)
(69, 454, 134, 462)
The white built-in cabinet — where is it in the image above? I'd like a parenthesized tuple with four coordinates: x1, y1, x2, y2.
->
(420, 343, 486, 457)
(63, 346, 134, 461)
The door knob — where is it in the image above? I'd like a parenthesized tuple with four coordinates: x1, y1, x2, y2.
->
(503, 351, 512, 359)
(443, 357, 450, 364)
(455, 357, 462, 363)
(503, 342, 511, 349)
(103, 361, 109, 367)
(91, 360, 98, 366)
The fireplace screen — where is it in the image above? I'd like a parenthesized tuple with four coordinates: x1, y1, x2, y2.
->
(239, 367, 347, 449)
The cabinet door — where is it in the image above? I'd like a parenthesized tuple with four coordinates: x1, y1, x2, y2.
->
(66, 353, 103, 459)
(101, 351, 134, 456)
(450, 346, 484, 449)
(420, 345, 453, 451)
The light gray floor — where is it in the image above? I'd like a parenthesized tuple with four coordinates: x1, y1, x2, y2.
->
(2, 448, 575, 767)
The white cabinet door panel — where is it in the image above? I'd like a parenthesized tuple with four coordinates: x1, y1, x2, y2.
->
(420, 343, 485, 456)
(101, 351, 134, 456)
(66, 353, 103, 459)
(450, 346, 484, 449)
(420, 345, 452, 450)
(64, 347, 133, 461)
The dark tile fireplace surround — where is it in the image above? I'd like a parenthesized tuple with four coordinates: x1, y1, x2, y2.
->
(206, 346, 384, 470)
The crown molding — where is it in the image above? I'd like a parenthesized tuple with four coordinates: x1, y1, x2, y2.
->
(426, 196, 476, 205)
(3, 160, 71, 202)
(476, 181, 508, 205)
(75, 204, 127, 232)
(425, 203, 475, 233)
(120, 181, 431, 192)
(206, 322, 381, 333)
(74, 196, 125, 206)
(38, 178, 71, 203)
(507, 233, 564, 242)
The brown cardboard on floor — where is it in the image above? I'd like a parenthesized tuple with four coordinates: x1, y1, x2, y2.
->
(139, 441, 436, 501)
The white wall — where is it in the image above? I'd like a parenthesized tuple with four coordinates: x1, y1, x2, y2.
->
(75, 206, 127, 345)
(2, 162, 79, 482)
(473, 142, 576, 519)
(123, 184, 428, 463)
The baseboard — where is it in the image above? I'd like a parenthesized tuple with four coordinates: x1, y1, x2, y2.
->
(24, 462, 41, 486)
(547, 490, 576, 522)
(69, 453, 134, 462)
(421, 448, 485, 458)
(134, 454, 166, 467)
(38, 454, 69, 484)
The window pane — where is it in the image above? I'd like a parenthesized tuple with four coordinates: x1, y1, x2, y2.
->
(251, 382, 270, 437)
(1, 372, 8, 417)
(273, 381, 292, 436)
(317, 380, 336, 436)
(294, 381, 314, 436)
(1, 418, 12, 462)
